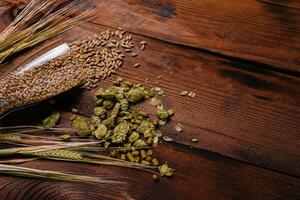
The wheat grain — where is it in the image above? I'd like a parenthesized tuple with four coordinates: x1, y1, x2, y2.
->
(131, 53, 138, 57)
(0, 28, 145, 115)
(134, 63, 141, 68)
(0, 134, 22, 141)
(24, 149, 84, 160)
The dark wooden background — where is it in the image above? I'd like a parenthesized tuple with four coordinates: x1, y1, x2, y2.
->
(0, 0, 299, 199)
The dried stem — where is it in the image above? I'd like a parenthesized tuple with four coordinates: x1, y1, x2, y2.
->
(0, 163, 124, 185)
(0, 158, 38, 164)
(0, 0, 97, 64)
(0, 142, 99, 156)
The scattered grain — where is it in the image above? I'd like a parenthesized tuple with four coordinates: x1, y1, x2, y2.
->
(134, 63, 141, 68)
(188, 91, 197, 98)
(192, 138, 198, 143)
(131, 53, 138, 57)
(0, 28, 147, 114)
(162, 136, 173, 142)
(175, 123, 183, 132)
(152, 174, 159, 181)
(180, 91, 188, 96)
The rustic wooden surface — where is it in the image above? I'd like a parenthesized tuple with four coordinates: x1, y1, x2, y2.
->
(1, 109, 300, 200)
(0, 0, 300, 200)
(88, 0, 300, 73)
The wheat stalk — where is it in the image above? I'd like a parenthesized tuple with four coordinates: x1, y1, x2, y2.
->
(0, 133, 93, 146)
(0, 141, 98, 156)
(0, 125, 75, 135)
(0, 158, 38, 164)
(69, 146, 152, 152)
(51, 157, 160, 175)
(0, 134, 22, 141)
(23, 149, 84, 160)
(0, 126, 159, 174)
(0, 163, 124, 185)
(21, 149, 159, 175)
(0, 0, 97, 64)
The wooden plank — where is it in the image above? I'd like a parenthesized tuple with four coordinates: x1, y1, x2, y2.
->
(0, 0, 299, 179)
(1, 20, 299, 176)
(1, 0, 300, 73)
(0, 2, 299, 199)
(1, 111, 300, 200)
(41, 23, 299, 177)
(1, 147, 300, 200)
(0, 6, 299, 177)
(0, 0, 26, 31)
(258, 0, 300, 9)
(85, 0, 300, 73)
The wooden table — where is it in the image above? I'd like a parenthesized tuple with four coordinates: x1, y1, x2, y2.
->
(0, 0, 299, 199)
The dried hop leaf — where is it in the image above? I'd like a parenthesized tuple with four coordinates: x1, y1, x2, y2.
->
(156, 109, 170, 119)
(133, 139, 147, 147)
(127, 88, 145, 103)
(94, 124, 108, 140)
(112, 122, 130, 143)
(159, 164, 175, 177)
(137, 120, 155, 134)
(42, 111, 60, 128)
(94, 107, 106, 117)
(72, 116, 91, 137)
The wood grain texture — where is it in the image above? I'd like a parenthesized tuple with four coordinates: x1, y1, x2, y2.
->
(258, 0, 300, 9)
(41, 23, 299, 177)
(1, 110, 300, 200)
(0, 1, 300, 199)
(1, 148, 300, 200)
(1, 0, 300, 72)
(0, 19, 299, 177)
(0, 0, 26, 31)
(84, 0, 300, 73)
